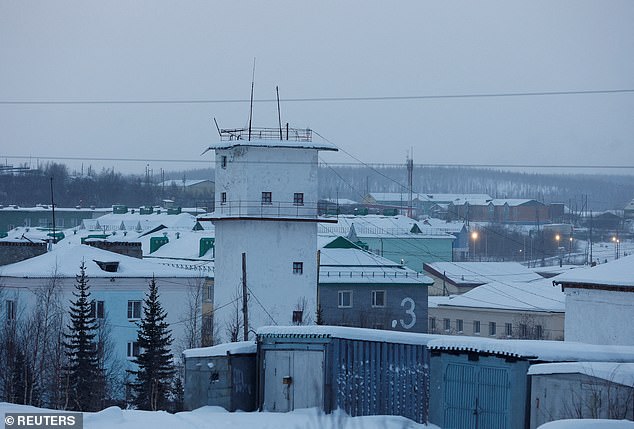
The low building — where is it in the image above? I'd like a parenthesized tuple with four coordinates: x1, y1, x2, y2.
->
(424, 261, 543, 296)
(625, 199, 634, 220)
(320, 215, 455, 271)
(0, 244, 213, 396)
(529, 362, 634, 428)
(554, 254, 634, 345)
(318, 237, 433, 333)
(159, 179, 215, 199)
(183, 341, 257, 412)
(428, 278, 565, 340)
(257, 325, 433, 423)
(0, 205, 110, 235)
(427, 336, 634, 429)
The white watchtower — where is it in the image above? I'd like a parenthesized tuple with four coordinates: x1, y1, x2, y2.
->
(203, 125, 337, 340)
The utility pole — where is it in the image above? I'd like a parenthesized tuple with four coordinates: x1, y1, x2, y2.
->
(241, 252, 249, 341)
(406, 151, 413, 218)
(50, 177, 56, 245)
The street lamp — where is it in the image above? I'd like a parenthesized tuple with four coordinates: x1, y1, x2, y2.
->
(471, 231, 478, 261)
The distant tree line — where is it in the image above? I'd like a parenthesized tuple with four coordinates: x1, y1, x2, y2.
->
(1, 162, 632, 211)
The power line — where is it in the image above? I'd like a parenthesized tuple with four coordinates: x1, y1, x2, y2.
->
(3, 154, 632, 170)
(1, 88, 633, 105)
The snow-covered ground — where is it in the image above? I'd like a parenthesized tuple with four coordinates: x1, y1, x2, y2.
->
(537, 419, 634, 428)
(0, 403, 438, 429)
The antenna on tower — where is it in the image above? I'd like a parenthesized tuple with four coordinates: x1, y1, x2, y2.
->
(276, 86, 283, 140)
(248, 58, 256, 141)
(407, 148, 414, 218)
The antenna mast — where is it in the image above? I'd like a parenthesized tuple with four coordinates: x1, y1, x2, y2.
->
(276, 86, 283, 140)
(248, 59, 256, 141)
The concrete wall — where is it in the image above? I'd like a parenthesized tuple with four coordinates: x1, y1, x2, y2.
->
(530, 372, 634, 428)
(565, 288, 634, 345)
(319, 283, 428, 333)
(215, 146, 319, 217)
(428, 306, 565, 340)
(0, 241, 47, 265)
(214, 219, 318, 338)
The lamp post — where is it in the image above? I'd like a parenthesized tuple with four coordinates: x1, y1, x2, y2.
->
(471, 230, 478, 261)
(555, 234, 561, 266)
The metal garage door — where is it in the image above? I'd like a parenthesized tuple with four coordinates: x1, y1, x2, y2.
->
(263, 350, 324, 412)
(443, 363, 510, 429)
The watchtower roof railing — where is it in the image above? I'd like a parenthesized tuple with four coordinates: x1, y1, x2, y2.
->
(219, 126, 312, 142)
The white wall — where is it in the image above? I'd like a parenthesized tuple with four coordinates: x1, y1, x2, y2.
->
(214, 219, 318, 338)
(215, 145, 319, 217)
(565, 288, 634, 345)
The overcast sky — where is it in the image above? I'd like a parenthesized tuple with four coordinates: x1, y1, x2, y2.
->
(1, 1, 633, 175)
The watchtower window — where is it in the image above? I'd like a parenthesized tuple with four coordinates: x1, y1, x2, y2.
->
(293, 193, 304, 206)
(262, 192, 272, 205)
(221, 156, 227, 169)
(221, 192, 227, 205)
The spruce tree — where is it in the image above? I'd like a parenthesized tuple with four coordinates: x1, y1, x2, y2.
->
(129, 277, 175, 411)
(64, 261, 102, 411)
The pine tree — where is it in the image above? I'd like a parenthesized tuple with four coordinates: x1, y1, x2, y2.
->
(128, 277, 175, 411)
(64, 261, 102, 411)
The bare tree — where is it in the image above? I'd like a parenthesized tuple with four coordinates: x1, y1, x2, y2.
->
(225, 292, 243, 343)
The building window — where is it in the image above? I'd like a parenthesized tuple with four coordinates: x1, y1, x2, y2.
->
(128, 300, 141, 320)
(443, 318, 451, 332)
(489, 322, 496, 336)
(519, 323, 528, 338)
(293, 193, 304, 206)
(261, 192, 272, 205)
(292, 310, 303, 325)
(338, 291, 352, 308)
(89, 300, 105, 319)
(6, 300, 16, 321)
(127, 341, 140, 358)
(221, 156, 227, 169)
(535, 324, 543, 339)
(204, 285, 213, 302)
(371, 290, 385, 307)
(456, 319, 464, 333)
(221, 192, 227, 205)
(505, 323, 513, 337)
(429, 317, 436, 332)
(473, 320, 481, 335)
(292, 262, 303, 275)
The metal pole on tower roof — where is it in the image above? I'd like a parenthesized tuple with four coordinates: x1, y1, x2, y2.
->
(248, 59, 256, 141)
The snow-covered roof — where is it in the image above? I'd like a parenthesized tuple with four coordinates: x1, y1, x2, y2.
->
(319, 247, 433, 285)
(257, 325, 440, 346)
(428, 295, 453, 308)
(205, 138, 337, 151)
(420, 218, 466, 233)
(537, 419, 634, 429)
(183, 341, 256, 358)
(88, 212, 197, 232)
(158, 179, 213, 187)
(421, 193, 492, 203)
(425, 262, 543, 286)
(0, 205, 110, 213)
(320, 215, 455, 238)
(436, 278, 565, 312)
(490, 198, 542, 207)
(528, 362, 634, 386)
(554, 254, 634, 288)
(321, 198, 358, 205)
(427, 336, 634, 362)
(0, 244, 205, 278)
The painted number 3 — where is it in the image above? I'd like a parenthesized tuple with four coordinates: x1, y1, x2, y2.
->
(400, 297, 416, 329)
